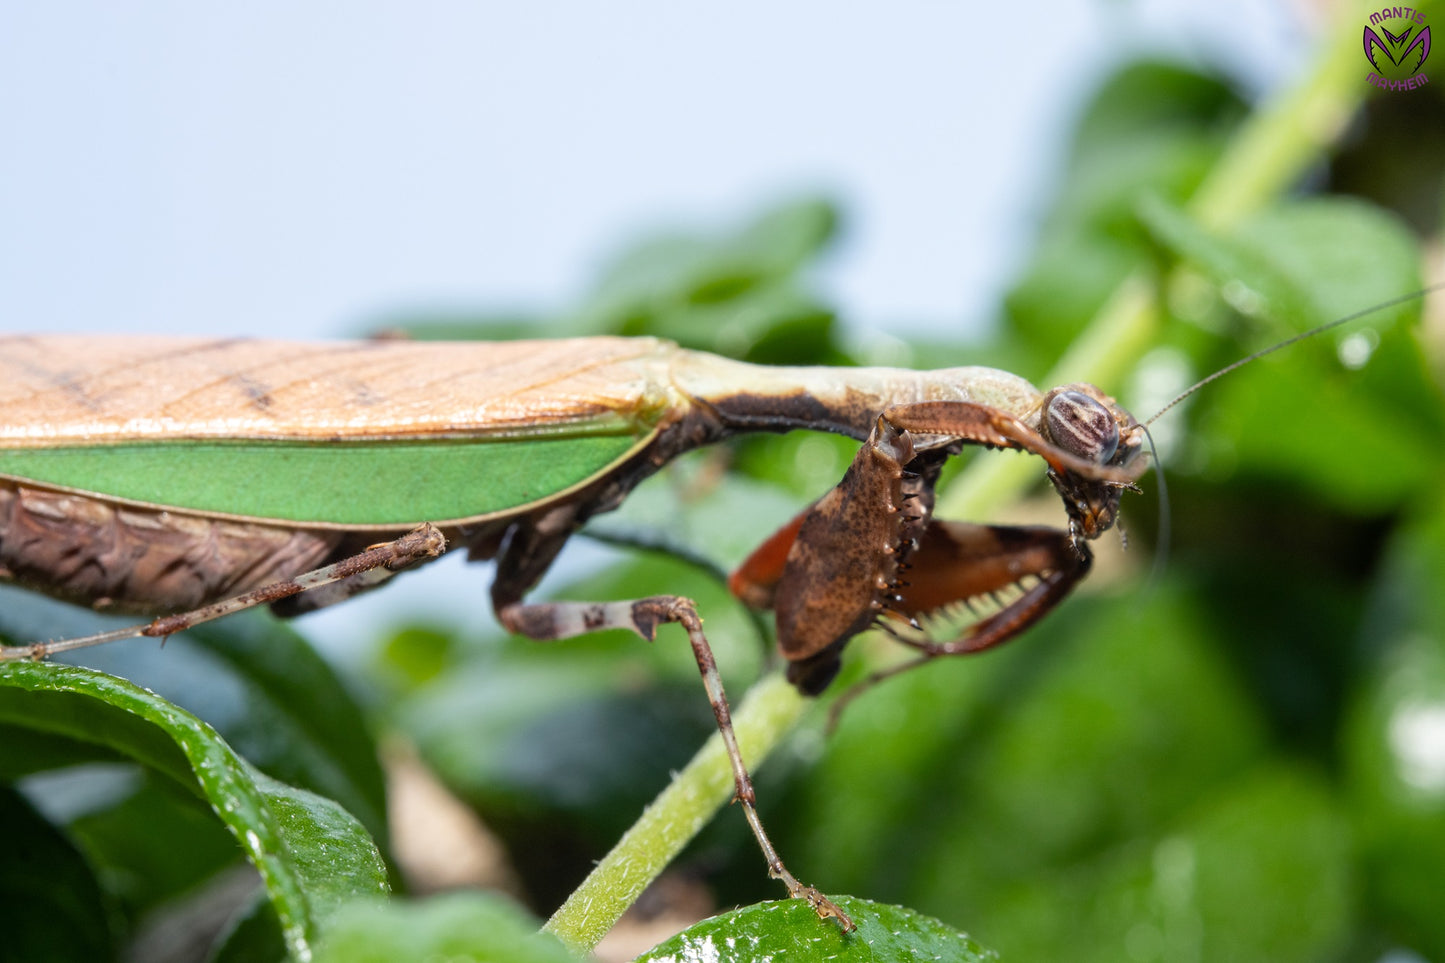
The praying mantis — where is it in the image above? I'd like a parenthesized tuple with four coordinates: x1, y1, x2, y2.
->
(2, 278, 1431, 932)
(0, 333, 1150, 930)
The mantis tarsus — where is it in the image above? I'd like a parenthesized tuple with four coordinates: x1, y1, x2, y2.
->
(0, 290, 1420, 928)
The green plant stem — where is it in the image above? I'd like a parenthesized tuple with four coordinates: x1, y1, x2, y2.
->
(548, 5, 1386, 951)
(1188, 6, 1366, 231)
(544, 673, 807, 951)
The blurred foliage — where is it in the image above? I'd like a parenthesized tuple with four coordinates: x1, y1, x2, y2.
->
(4, 32, 1445, 963)
(315, 892, 576, 963)
(1006, 62, 1248, 372)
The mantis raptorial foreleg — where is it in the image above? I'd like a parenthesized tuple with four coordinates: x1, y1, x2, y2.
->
(817, 523, 1093, 727)
(888, 521, 1092, 657)
(497, 595, 855, 932)
(0, 525, 447, 661)
(733, 395, 1133, 702)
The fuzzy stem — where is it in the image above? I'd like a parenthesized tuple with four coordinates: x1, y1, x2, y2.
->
(544, 673, 806, 951)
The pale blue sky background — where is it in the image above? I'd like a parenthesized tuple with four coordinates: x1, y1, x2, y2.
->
(2, 2, 1310, 342)
(0, 1, 1315, 641)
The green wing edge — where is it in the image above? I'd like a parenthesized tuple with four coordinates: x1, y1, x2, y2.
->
(0, 423, 659, 528)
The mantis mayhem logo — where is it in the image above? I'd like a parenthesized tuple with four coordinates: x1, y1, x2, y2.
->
(1364, 6, 1431, 91)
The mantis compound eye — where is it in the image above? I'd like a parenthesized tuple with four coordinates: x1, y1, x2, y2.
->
(1045, 389, 1119, 465)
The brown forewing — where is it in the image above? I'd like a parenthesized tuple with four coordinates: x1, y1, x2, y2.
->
(0, 335, 680, 444)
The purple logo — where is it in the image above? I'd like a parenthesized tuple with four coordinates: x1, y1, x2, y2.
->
(1365, 7, 1431, 91)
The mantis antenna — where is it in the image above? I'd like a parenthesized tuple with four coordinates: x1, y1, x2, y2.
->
(1144, 283, 1445, 427)
(1135, 282, 1441, 596)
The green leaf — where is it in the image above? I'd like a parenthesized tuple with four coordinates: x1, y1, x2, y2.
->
(793, 583, 1269, 901)
(1199, 359, 1440, 512)
(635, 897, 998, 962)
(366, 197, 846, 362)
(0, 595, 390, 852)
(1150, 768, 1353, 963)
(0, 660, 389, 961)
(209, 891, 288, 963)
(1070, 62, 1245, 162)
(1344, 501, 1445, 959)
(179, 614, 392, 849)
(576, 198, 848, 364)
(61, 770, 243, 918)
(1138, 193, 1423, 336)
(970, 768, 1352, 963)
(315, 892, 579, 963)
(731, 197, 840, 277)
(1004, 60, 1242, 365)
(589, 197, 837, 313)
(0, 784, 118, 960)
(1135, 194, 1442, 512)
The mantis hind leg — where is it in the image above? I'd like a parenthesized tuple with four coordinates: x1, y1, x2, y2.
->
(497, 595, 855, 932)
